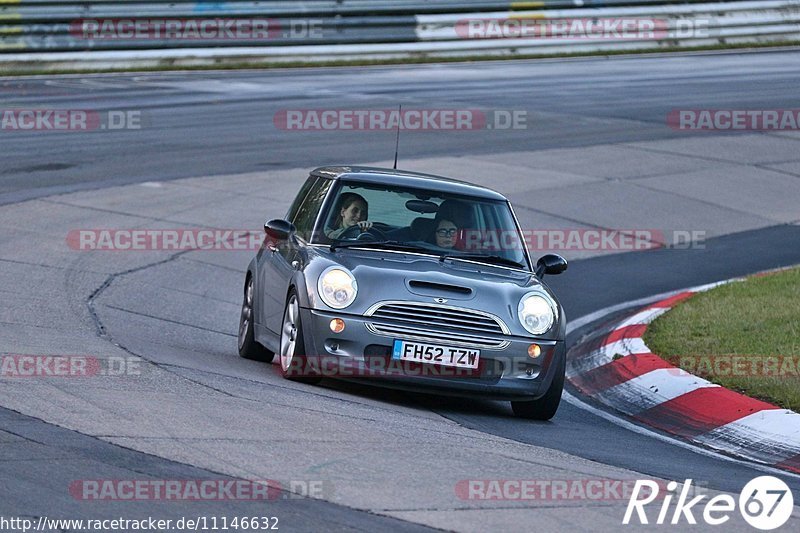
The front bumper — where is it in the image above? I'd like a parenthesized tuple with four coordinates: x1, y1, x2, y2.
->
(299, 307, 565, 401)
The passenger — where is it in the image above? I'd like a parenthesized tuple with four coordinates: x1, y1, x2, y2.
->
(326, 193, 373, 239)
(431, 199, 471, 249)
(433, 218, 459, 249)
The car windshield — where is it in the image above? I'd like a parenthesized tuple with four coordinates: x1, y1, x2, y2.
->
(314, 181, 529, 269)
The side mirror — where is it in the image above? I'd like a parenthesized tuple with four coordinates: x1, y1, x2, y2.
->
(536, 254, 568, 278)
(264, 219, 296, 241)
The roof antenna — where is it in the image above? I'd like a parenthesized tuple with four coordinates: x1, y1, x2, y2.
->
(393, 104, 402, 170)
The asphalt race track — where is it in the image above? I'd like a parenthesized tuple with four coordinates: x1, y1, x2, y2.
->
(4, 49, 800, 204)
(2, 51, 800, 531)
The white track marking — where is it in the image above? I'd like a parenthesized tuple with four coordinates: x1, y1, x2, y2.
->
(615, 307, 669, 327)
(566, 289, 683, 334)
(694, 410, 800, 464)
(566, 338, 652, 378)
(595, 369, 719, 415)
(562, 390, 800, 480)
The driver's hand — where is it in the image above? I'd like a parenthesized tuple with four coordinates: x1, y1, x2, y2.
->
(357, 221, 373, 232)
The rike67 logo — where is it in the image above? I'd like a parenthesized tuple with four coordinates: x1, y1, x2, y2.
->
(624, 477, 794, 530)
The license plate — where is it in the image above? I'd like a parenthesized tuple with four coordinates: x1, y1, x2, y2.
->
(392, 340, 480, 369)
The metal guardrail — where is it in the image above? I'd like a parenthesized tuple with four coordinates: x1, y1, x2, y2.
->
(0, 1, 751, 19)
(0, 1, 799, 68)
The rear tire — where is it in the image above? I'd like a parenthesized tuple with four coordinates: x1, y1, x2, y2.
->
(511, 355, 565, 420)
(238, 275, 275, 362)
(279, 290, 322, 384)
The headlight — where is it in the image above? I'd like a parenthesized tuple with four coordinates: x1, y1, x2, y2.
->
(318, 267, 358, 309)
(518, 291, 557, 335)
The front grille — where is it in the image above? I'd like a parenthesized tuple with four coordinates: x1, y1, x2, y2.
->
(364, 301, 510, 350)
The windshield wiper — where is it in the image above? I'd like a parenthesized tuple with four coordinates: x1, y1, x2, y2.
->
(440, 253, 526, 270)
(330, 240, 430, 253)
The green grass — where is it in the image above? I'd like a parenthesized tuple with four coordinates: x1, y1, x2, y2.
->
(2, 41, 800, 77)
(644, 267, 800, 411)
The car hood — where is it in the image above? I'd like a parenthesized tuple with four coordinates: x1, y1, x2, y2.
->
(306, 247, 559, 337)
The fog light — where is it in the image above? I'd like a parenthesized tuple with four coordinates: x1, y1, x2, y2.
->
(527, 344, 541, 359)
(329, 318, 345, 333)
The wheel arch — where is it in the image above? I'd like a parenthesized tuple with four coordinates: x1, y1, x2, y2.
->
(290, 271, 313, 309)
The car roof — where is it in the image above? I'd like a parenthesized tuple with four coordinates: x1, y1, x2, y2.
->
(310, 166, 508, 201)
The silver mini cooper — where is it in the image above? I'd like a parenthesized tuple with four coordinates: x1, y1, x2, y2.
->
(238, 166, 568, 419)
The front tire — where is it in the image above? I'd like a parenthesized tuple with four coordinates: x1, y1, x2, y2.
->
(511, 355, 565, 420)
(238, 275, 275, 362)
(279, 290, 321, 384)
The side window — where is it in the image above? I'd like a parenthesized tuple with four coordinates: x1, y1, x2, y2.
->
(285, 176, 318, 223)
(292, 178, 333, 241)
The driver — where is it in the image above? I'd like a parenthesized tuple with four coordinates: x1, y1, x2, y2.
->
(326, 193, 373, 239)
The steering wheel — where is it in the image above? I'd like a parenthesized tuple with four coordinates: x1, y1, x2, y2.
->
(337, 222, 390, 241)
